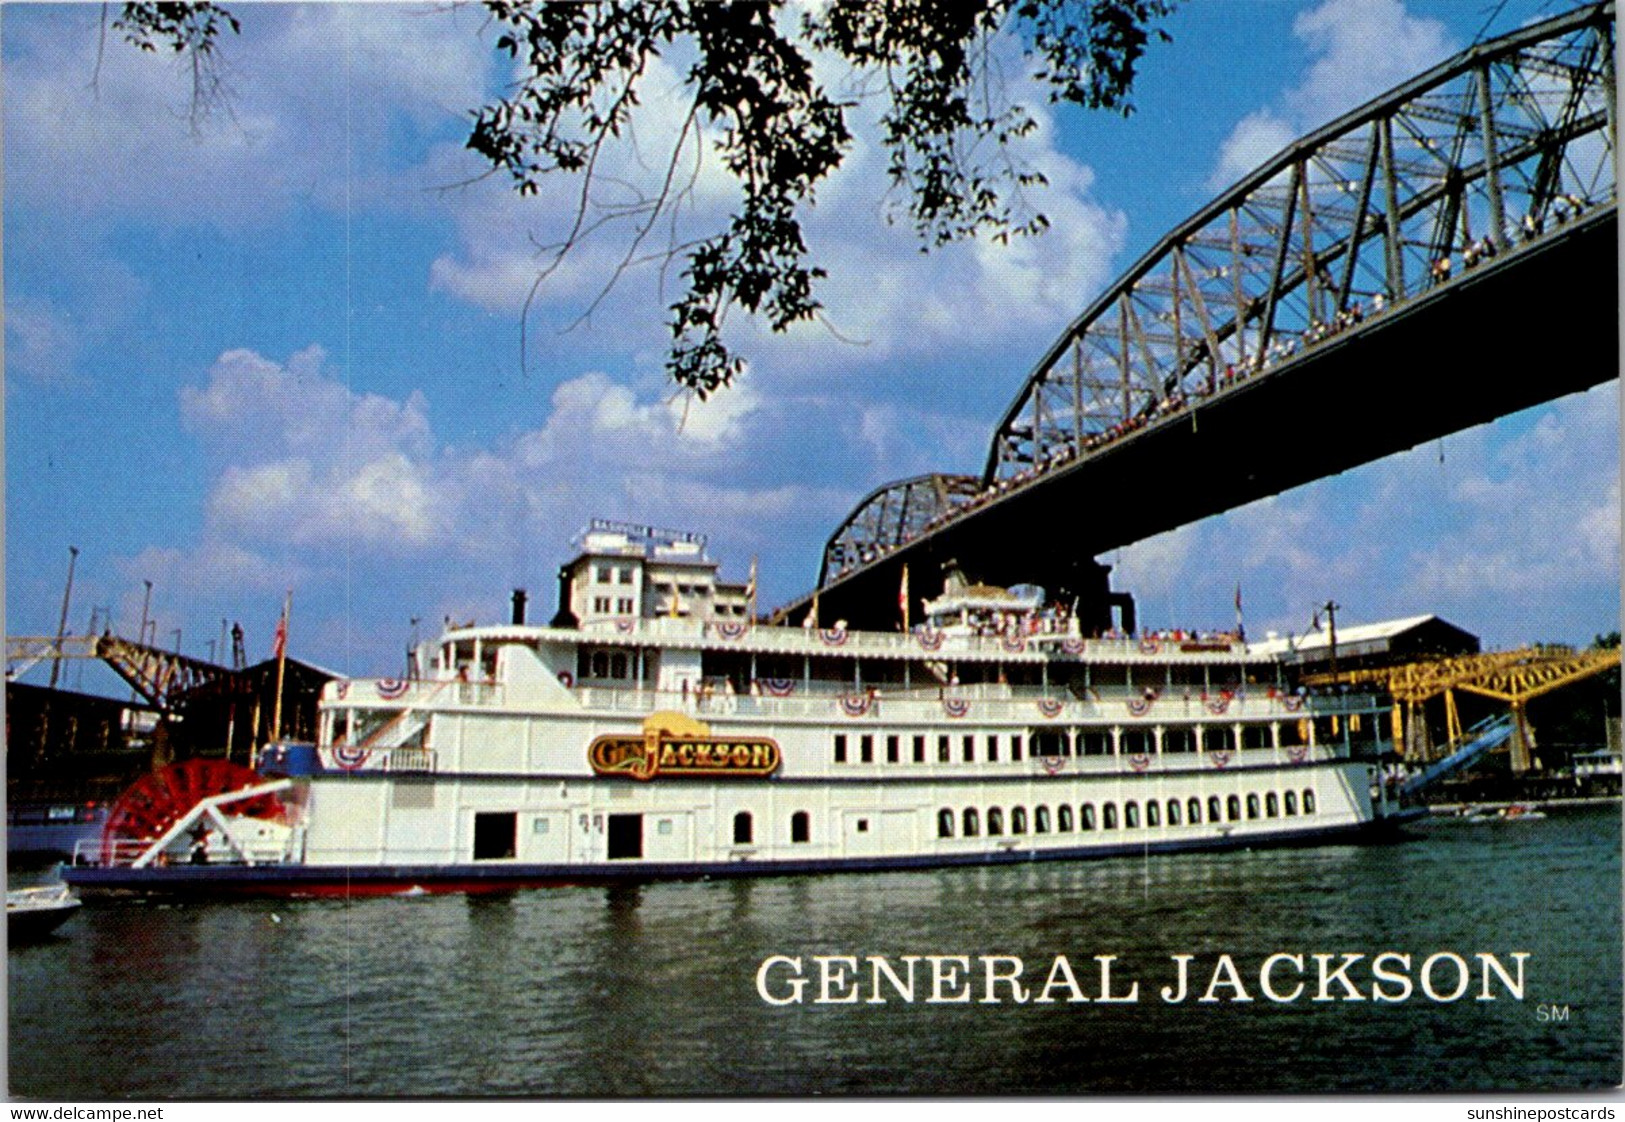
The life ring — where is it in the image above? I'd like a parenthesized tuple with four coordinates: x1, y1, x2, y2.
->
(557, 670, 574, 688)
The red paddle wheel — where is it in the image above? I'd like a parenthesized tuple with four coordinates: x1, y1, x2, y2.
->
(101, 759, 287, 860)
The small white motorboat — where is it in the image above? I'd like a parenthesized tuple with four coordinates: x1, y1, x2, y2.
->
(8, 883, 82, 942)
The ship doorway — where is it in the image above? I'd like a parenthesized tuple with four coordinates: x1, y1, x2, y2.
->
(607, 813, 643, 860)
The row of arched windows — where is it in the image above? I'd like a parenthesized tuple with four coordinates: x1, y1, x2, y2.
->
(733, 811, 811, 845)
(936, 789, 1318, 839)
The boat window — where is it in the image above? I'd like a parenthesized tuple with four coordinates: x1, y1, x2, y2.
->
(834, 734, 847, 764)
(861, 735, 874, 764)
(1102, 803, 1118, 829)
(987, 808, 1004, 836)
(1079, 730, 1112, 756)
(1012, 807, 1027, 834)
(1284, 791, 1298, 816)
(1246, 794, 1261, 820)
(1146, 801, 1160, 827)
(1059, 805, 1075, 832)
(1187, 797, 1202, 824)
(1011, 735, 1023, 762)
(1209, 796, 1223, 824)
(1266, 792, 1280, 818)
(1035, 806, 1050, 833)
(887, 735, 900, 764)
(963, 808, 980, 837)
(1124, 801, 1140, 829)
(913, 736, 926, 763)
(473, 812, 517, 861)
(938, 809, 955, 838)
(1203, 727, 1235, 753)
(1166, 799, 1181, 826)
(1279, 718, 1309, 747)
(596, 565, 612, 582)
(1122, 729, 1152, 756)
(592, 651, 610, 678)
(962, 736, 975, 763)
(733, 811, 753, 845)
(987, 735, 999, 762)
(856, 818, 870, 833)
(1031, 729, 1068, 757)
(1302, 790, 1316, 814)
(938, 735, 951, 763)
(1242, 724, 1271, 750)
(610, 653, 628, 678)
(1163, 727, 1196, 754)
(1227, 795, 1241, 822)
(791, 811, 811, 843)
(618, 567, 634, 584)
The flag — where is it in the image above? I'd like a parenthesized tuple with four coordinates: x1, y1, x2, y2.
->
(1234, 582, 1245, 641)
(272, 605, 288, 659)
(899, 564, 910, 632)
(746, 556, 759, 624)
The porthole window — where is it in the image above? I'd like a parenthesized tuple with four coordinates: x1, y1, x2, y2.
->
(1081, 804, 1097, 831)
(1124, 801, 1140, 829)
(1210, 796, 1224, 823)
(1145, 801, 1160, 827)
(1188, 797, 1203, 825)
(1227, 795, 1241, 822)
(1166, 799, 1181, 826)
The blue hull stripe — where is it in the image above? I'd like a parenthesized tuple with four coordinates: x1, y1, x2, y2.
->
(62, 815, 1410, 893)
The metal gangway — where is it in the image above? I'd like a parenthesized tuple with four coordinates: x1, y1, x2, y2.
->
(1398, 713, 1516, 798)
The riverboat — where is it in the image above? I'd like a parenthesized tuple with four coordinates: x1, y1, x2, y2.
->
(64, 522, 1402, 896)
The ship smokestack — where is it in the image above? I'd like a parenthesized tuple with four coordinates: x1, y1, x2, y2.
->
(550, 567, 580, 628)
(511, 588, 528, 626)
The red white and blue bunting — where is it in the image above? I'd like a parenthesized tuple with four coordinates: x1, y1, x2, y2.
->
(1001, 633, 1026, 653)
(915, 628, 945, 651)
(1139, 637, 1160, 654)
(1204, 692, 1232, 715)
(714, 620, 749, 640)
(760, 677, 796, 697)
(1060, 637, 1085, 656)
(330, 743, 372, 770)
(1282, 694, 1306, 711)
(942, 697, 971, 719)
(820, 627, 848, 647)
(377, 679, 410, 700)
(1286, 744, 1310, 764)
(1208, 750, 1233, 769)
(1036, 697, 1066, 719)
(838, 693, 873, 718)
(335, 681, 350, 700)
(1041, 755, 1068, 776)
(1127, 753, 1151, 773)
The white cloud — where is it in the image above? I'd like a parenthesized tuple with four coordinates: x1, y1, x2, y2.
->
(1289, 0, 1454, 127)
(4, 297, 82, 386)
(1207, 109, 1296, 193)
(1205, 0, 1456, 194)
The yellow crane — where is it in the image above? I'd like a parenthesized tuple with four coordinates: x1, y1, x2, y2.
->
(1302, 646, 1620, 772)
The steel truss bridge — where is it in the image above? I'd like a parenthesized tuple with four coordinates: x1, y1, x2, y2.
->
(780, 3, 1616, 630)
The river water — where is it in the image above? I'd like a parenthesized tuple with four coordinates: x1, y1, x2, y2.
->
(9, 804, 1621, 1098)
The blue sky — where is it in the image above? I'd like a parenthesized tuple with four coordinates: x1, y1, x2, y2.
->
(5, 0, 1618, 681)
